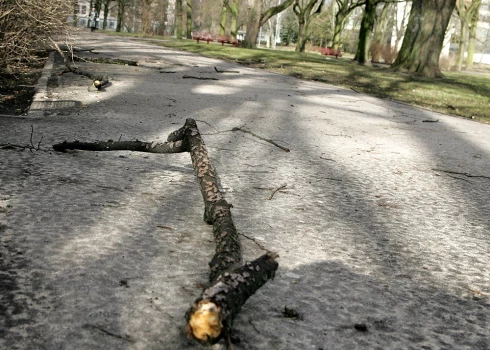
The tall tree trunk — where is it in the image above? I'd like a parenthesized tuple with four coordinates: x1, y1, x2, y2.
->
(466, 1, 481, 70)
(243, 0, 294, 48)
(103, 0, 109, 29)
(230, 0, 239, 39)
(355, 0, 376, 64)
(243, 0, 263, 48)
(332, 11, 347, 50)
(391, 0, 456, 78)
(455, 21, 468, 71)
(219, 0, 228, 35)
(176, 0, 183, 38)
(371, 1, 391, 62)
(295, 18, 307, 52)
(116, 0, 124, 32)
(187, 0, 192, 38)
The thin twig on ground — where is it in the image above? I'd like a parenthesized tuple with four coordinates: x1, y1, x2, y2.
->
(232, 127, 290, 152)
(183, 75, 219, 80)
(433, 168, 490, 180)
(82, 324, 134, 342)
(268, 184, 287, 200)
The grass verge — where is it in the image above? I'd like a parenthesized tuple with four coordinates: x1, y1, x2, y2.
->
(107, 32, 490, 123)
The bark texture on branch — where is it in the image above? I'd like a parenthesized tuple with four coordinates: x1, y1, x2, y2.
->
(52, 118, 278, 347)
(186, 252, 278, 345)
(52, 140, 185, 153)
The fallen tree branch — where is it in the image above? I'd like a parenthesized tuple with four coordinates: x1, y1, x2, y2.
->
(232, 127, 290, 152)
(52, 119, 278, 347)
(214, 66, 240, 73)
(52, 140, 185, 153)
(72, 55, 139, 66)
(432, 168, 490, 180)
(50, 38, 109, 90)
(183, 75, 219, 81)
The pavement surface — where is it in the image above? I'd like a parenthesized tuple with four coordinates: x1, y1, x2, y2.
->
(1, 30, 490, 350)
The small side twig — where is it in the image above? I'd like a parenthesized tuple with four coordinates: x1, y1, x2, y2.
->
(196, 119, 220, 133)
(82, 324, 134, 343)
(268, 184, 287, 200)
(232, 127, 290, 152)
(433, 168, 490, 180)
(238, 232, 268, 251)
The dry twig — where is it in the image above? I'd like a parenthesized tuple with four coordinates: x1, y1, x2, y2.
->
(232, 127, 290, 152)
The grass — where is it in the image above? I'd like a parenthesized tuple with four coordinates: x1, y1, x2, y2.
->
(107, 32, 490, 123)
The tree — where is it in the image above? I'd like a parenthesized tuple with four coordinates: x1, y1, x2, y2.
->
(176, 0, 183, 38)
(391, 0, 456, 78)
(370, 1, 394, 62)
(187, 0, 192, 38)
(455, 0, 482, 71)
(466, 0, 482, 69)
(242, 0, 295, 48)
(332, 0, 365, 49)
(293, 0, 324, 52)
(354, 0, 378, 63)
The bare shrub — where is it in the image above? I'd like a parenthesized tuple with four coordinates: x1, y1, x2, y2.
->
(381, 45, 397, 64)
(0, 0, 71, 72)
(370, 42, 383, 63)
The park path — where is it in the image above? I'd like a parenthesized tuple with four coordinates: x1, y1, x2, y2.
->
(1, 30, 489, 349)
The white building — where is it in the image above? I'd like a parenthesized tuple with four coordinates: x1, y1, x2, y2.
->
(69, 0, 119, 30)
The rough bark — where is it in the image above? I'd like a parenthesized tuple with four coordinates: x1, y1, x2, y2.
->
(187, 0, 193, 39)
(391, 0, 456, 78)
(466, 1, 481, 70)
(219, 0, 228, 35)
(354, 0, 377, 64)
(370, 2, 392, 63)
(242, 0, 294, 48)
(52, 140, 185, 153)
(176, 0, 183, 38)
(52, 119, 279, 347)
(230, 0, 239, 39)
(116, 0, 125, 32)
(186, 252, 278, 345)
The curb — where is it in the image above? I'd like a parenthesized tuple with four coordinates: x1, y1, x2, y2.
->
(26, 52, 55, 118)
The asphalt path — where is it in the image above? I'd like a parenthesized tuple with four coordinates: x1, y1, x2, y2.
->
(1, 31, 489, 349)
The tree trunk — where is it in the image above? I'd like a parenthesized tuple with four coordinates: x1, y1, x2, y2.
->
(243, 0, 294, 48)
(230, 0, 239, 39)
(332, 11, 347, 50)
(455, 21, 468, 71)
(355, 0, 376, 64)
(295, 19, 307, 52)
(87, 0, 94, 28)
(391, 0, 456, 78)
(466, 2, 480, 70)
(219, 0, 228, 35)
(186, 0, 192, 38)
(371, 2, 391, 63)
(176, 0, 183, 38)
(243, 0, 263, 48)
(102, 0, 109, 29)
(116, 0, 124, 32)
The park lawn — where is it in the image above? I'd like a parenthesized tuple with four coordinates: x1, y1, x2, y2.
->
(108, 33, 490, 123)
